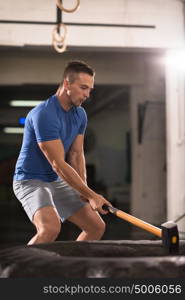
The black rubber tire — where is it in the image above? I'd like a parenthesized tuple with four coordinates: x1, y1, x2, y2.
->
(0, 240, 185, 278)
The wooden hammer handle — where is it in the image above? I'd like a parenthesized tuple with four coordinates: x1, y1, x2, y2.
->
(103, 205, 162, 238)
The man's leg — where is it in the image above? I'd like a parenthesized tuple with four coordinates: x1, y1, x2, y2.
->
(52, 179, 106, 241)
(68, 204, 106, 241)
(28, 206, 61, 245)
(13, 180, 61, 245)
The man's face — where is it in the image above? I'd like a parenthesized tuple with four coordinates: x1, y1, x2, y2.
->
(65, 72, 94, 107)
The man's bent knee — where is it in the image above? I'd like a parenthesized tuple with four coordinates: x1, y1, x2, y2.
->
(90, 219, 106, 240)
(32, 206, 61, 242)
(37, 223, 61, 242)
(96, 220, 106, 236)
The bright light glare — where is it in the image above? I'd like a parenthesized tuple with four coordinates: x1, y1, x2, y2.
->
(165, 50, 185, 70)
(10, 100, 43, 107)
(3, 127, 24, 134)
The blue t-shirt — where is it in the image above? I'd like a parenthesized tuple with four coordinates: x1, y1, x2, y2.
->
(14, 95, 87, 182)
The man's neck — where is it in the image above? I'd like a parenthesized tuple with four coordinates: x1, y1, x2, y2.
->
(55, 87, 72, 111)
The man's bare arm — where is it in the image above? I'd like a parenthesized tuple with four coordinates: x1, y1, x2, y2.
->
(66, 134, 87, 184)
(38, 139, 110, 213)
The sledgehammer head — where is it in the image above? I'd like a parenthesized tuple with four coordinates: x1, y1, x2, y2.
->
(161, 221, 179, 254)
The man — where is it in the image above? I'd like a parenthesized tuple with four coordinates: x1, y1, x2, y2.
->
(13, 60, 111, 245)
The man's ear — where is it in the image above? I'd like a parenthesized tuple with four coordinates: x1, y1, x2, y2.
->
(63, 78, 70, 90)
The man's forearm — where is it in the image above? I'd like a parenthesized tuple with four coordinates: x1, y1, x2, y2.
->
(53, 159, 95, 200)
(67, 152, 87, 184)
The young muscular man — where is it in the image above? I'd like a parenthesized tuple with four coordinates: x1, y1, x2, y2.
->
(13, 60, 111, 245)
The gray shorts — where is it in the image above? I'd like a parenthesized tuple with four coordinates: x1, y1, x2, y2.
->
(13, 178, 87, 222)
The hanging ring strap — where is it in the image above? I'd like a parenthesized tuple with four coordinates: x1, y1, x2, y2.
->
(52, 23, 67, 43)
(56, 0, 80, 13)
(52, 23, 67, 53)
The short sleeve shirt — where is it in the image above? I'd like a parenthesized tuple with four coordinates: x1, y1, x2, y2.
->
(14, 95, 87, 182)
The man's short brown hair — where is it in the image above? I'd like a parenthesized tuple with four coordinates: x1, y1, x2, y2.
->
(62, 60, 95, 84)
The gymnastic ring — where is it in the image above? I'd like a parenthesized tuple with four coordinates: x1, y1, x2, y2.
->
(52, 38, 67, 53)
(56, 0, 80, 13)
(52, 23, 67, 43)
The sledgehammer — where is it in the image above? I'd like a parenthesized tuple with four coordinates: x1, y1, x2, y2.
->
(102, 205, 179, 254)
